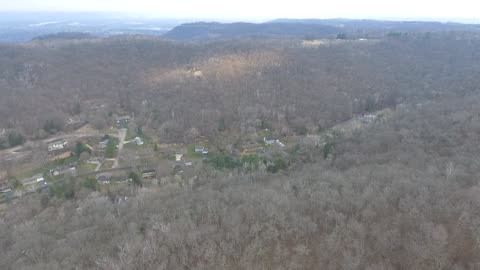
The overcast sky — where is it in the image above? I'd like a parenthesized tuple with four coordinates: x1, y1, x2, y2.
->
(1, 0, 479, 21)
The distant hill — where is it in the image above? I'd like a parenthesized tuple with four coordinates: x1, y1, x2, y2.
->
(269, 18, 480, 32)
(32, 32, 97, 41)
(163, 19, 480, 41)
(163, 22, 339, 41)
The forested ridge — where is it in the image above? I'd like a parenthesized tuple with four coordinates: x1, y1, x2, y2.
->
(1, 32, 480, 143)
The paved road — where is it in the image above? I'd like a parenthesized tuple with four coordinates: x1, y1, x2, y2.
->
(113, 129, 127, 168)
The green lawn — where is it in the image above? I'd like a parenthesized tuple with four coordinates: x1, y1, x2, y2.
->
(101, 160, 114, 170)
(77, 163, 98, 175)
(125, 127, 137, 141)
(14, 156, 78, 180)
(185, 145, 204, 159)
(105, 137, 119, 158)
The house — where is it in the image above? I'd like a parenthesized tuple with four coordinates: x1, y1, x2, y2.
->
(275, 140, 286, 148)
(175, 153, 184, 161)
(359, 113, 376, 123)
(50, 151, 72, 161)
(241, 144, 263, 156)
(97, 175, 111, 184)
(142, 169, 156, 179)
(264, 137, 276, 145)
(48, 141, 67, 152)
(99, 139, 109, 148)
(22, 174, 44, 186)
(134, 137, 144, 146)
(173, 164, 183, 175)
(195, 146, 204, 153)
(22, 175, 47, 189)
(66, 118, 80, 125)
(119, 178, 133, 184)
(0, 186, 12, 194)
(38, 179, 48, 189)
(50, 169, 60, 177)
(0, 181, 11, 193)
(116, 116, 131, 128)
(87, 157, 103, 165)
(49, 164, 77, 177)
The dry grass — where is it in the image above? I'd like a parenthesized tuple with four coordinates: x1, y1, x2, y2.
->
(145, 50, 284, 86)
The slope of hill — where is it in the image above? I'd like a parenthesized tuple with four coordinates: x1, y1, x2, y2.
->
(2, 32, 480, 147)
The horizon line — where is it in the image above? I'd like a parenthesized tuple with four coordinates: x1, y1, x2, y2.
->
(0, 12, 478, 24)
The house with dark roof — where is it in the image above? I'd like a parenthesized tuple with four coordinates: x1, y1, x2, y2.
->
(97, 174, 111, 184)
(142, 169, 156, 179)
(116, 116, 131, 128)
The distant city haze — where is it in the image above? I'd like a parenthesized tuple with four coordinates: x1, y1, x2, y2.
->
(1, 0, 479, 22)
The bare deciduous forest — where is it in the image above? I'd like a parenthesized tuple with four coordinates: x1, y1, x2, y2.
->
(1, 29, 480, 269)
(1, 33, 480, 142)
(2, 96, 480, 269)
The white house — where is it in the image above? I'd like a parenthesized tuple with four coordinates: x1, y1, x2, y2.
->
(275, 140, 286, 147)
(264, 137, 285, 147)
(264, 137, 276, 145)
(134, 137, 144, 146)
(99, 139, 109, 148)
(48, 141, 67, 152)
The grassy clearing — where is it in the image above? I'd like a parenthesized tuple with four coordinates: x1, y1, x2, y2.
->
(78, 163, 98, 174)
(14, 156, 78, 180)
(101, 160, 114, 170)
(105, 137, 119, 158)
(98, 182, 128, 193)
(185, 145, 204, 159)
(125, 127, 137, 141)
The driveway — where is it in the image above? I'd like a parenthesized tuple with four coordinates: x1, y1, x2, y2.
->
(113, 128, 127, 168)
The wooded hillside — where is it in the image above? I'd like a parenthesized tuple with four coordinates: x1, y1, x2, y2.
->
(1, 32, 480, 144)
(1, 94, 479, 269)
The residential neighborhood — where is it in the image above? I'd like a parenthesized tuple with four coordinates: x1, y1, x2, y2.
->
(0, 107, 392, 205)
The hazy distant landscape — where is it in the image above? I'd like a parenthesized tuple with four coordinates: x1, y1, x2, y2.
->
(0, 13, 184, 42)
(1, 13, 480, 43)
(1, 11, 480, 270)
